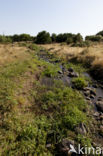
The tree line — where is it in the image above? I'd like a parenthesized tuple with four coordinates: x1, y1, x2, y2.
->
(0, 30, 103, 44)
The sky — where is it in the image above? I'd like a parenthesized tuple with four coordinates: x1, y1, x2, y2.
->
(0, 0, 103, 37)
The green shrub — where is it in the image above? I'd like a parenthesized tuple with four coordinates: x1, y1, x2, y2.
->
(63, 107, 86, 130)
(72, 77, 88, 89)
(0, 35, 12, 43)
(42, 63, 60, 77)
(73, 33, 83, 43)
(85, 35, 103, 42)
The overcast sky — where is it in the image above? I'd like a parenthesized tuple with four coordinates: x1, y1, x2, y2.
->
(0, 0, 103, 37)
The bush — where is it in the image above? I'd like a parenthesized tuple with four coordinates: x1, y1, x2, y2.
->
(73, 33, 83, 43)
(42, 62, 60, 77)
(0, 35, 12, 43)
(72, 77, 88, 89)
(85, 35, 103, 42)
(12, 34, 33, 42)
(96, 30, 103, 36)
(36, 31, 52, 44)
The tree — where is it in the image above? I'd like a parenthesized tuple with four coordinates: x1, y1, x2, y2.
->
(35, 31, 52, 44)
(96, 30, 103, 36)
(19, 34, 33, 41)
(51, 33, 57, 42)
(85, 35, 103, 42)
(73, 33, 83, 43)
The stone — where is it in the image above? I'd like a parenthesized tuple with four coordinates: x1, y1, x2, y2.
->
(83, 87, 91, 91)
(46, 144, 52, 148)
(100, 125, 103, 133)
(100, 85, 103, 89)
(84, 90, 90, 97)
(68, 67, 74, 72)
(96, 101, 103, 113)
(86, 97, 91, 101)
(55, 60, 60, 63)
(68, 72, 79, 78)
(90, 90, 96, 96)
(68, 72, 75, 77)
(74, 72, 79, 77)
(99, 114, 103, 120)
(75, 123, 87, 135)
(58, 70, 63, 74)
(93, 112, 100, 117)
(90, 94, 95, 99)
(98, 97, 103, 101)
(92, 84, 98, 88)
(55, 138, 75, 156)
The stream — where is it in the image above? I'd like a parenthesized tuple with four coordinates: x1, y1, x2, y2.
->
(39, 50, 103, 111)
(38, 50, 103, 147)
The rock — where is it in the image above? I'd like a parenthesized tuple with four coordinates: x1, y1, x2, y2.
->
(46, 143, 52, 148)
(90, 90, 96, 96)
(55, 138, 75, 156)
(96, 101, 103, 112)
(68, 67, 74, 72)
(55, 60, 60, 63)
(74, 72, 79, 77)
(84, 90, 90, 97)
(93, 112, 100, 117)
(58, 70, 63, 74)
(100, 125, 103, 134)
(100, 85, 103, 89)
(98, 97, 103, 101)
(84, 88, 96, 98)
(83, 87, 91, 91)
(75, 123, 87, 135)
(99, 113, 103, 120)
(68, 72, 79, 78)
(92, 84, 98, 88)
(86, 97, 91, 101)
(90, 94, 95, 99)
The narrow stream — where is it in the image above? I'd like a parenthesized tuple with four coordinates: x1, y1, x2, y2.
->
(39, 51, 103, 110)
(38, 50, 103, 146)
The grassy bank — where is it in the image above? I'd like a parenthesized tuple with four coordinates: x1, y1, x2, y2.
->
(0, 43, 94, 155)
(41, 43, 103, 82)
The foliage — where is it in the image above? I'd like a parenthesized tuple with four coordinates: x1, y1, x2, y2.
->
(0, 35, 12, 43)
(0, 44, 91, 155)
(72, 77, 88, 89)
(36, 31, 52, 44)
(73, 33, 83, 43)
(85, 35, 103, 42)
(12, 34, 34, 42)
(42, 62, 60, 77)
(51, 33, 57, 42)
(96, 30, 103, 36)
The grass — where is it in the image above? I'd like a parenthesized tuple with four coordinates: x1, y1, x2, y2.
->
(42, 43, 103, 81)
(42, 62, 60, 77)
(0, 43, 94, 155)
(72, 77, 88, 89)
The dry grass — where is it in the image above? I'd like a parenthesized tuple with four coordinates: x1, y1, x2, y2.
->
(0, 43, 30, 66)
(42, 43, 103, 80)
(0, 42, 103, 80)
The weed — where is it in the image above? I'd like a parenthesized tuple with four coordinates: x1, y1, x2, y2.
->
(72, 77, 88, 89)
